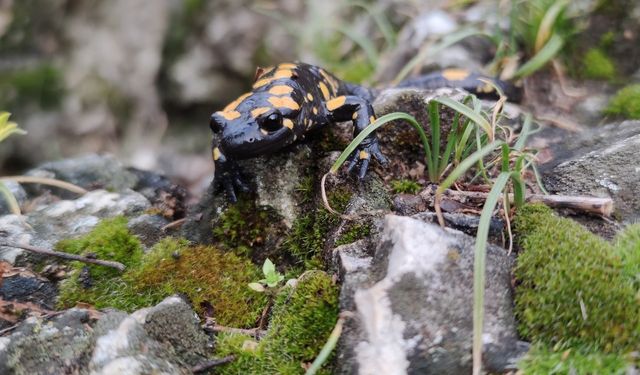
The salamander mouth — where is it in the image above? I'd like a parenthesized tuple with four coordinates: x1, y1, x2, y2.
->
(224, 127, 293, 159)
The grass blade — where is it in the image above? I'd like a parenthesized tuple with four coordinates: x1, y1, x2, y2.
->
(329, 112, 429, 174)
(434, 96, 493, 140)
(428, 101, 441, 181)
(534, 0, 570, 52)
(513, 33, 564, 79)
(305, 315, 345, 375)
(332, 24, 379, 66)
(513, 113, 533, 151)
(0, 181, 21, 215)
(472, 171, 511, 375)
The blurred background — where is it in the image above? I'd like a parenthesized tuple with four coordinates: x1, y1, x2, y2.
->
(0, 0, 638, 197)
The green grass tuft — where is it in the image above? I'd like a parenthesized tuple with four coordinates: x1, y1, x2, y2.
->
(0, 64, 65, 110)
(604, 84, 640, 119)
(335, 223, 371, 247)
(215, 271, 339, 374)
(514, 204, 640, 352)
(581, 48, 616, 80)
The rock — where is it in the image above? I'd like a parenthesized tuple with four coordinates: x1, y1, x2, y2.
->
(0, 189, 150, 265)
(0, 181, 27, 215)
(0, 296, 213, 375)
(543, 120, 640, 223)
(0, 272, 57, 310)
(25, 154, 139, 197)
(127, 214, 170, 248)
(335, 215, 525, 374)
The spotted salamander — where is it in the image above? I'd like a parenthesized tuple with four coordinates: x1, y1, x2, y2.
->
(209, 62, 520, 202)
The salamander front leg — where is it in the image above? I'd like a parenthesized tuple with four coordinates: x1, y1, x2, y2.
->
(325, 95, 388, 179)
(212, 144, 250, 203)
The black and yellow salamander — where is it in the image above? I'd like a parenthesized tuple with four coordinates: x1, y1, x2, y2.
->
(209, 62, 520, 202)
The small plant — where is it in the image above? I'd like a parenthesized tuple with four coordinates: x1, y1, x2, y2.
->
(390, 179, 421, 194)
(581, 48, 616, 80)
(0, 112, 26, 214)
(249, 258, 285, 293)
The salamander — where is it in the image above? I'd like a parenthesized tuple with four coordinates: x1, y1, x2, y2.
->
(209, 62, 520, 202)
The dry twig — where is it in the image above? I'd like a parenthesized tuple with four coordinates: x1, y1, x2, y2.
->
(191, 355, 236, 373)
(0, 242, 126, 271)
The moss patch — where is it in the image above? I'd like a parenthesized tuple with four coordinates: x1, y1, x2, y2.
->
(390, 179, 422, 194)
(514, 204, 640, 352)
(282, 188, 352, 267)
(215, 271, 339, 374)
(605, 84, 640, 119)
(580, 48, 616, 80)
(57, 221, 266, 328)
(518, 344, 631, 374)
(335, 222, 371, 246)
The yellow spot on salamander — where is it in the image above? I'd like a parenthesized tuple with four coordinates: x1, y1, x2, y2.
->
(251, 107, 271, 118)
(326, 96, 346, 111)
(283, 118, 294, 129)
(268, 96, 300, 111)
(369, 115, 376, 124)
(318, 82, 331, 100)
(441, 69, 471, 81)
(312, 107, 318, 115)
(306, 93, 314, 101)
(212, 147, 221, 161)
(268, 85, 294, 95)
(219, 110, 241, 121)
(359, 150, 370, 159)
(319, 69, 339, 92)
(260, 129, 269, 135)
(476, 82, 494, 93)
(273, 69, 293, 79)
(223, 92, 251, 112)
(352, 112, 358, 120)
(278, 63, 297, 70)
(253, 77, 274, 89)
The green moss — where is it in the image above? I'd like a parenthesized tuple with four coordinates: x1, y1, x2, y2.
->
(57, 226, 266, 327)
(212, 198, 281, 260)
(514, 204, 640, 352)
(0, 64, 65, 110)
(518, 343, 631, 374)
(615, 224, 640, 290)
(581, 48, 616, 80)
(605, 84, 640, 119)
(283, 188, 352, 267)
(390, 179, 422, 194)
(216, 271, 339, 374)
(335, 223, 371, 246)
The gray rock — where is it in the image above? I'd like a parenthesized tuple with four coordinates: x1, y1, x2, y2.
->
(0, 189, 150, 265)
(0, 181, 27, 215)
(335, 215, 525, 374)
(543, 120, 640, 222)
(26, 154, 139, 197)
(0, 296, 212, 375)
(0, 273, 57, 310)
(128, 214, 170, 248)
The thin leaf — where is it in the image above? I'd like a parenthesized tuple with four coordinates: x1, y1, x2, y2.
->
(501, 143, 510, 172)
(434, 97, 493, 140)
(514, 113, 533, 151)
(332, 24, 379, 66)
(428, 101, 441, 181)
(535, 0, 570, 53)
(513, 33, 564, 79)
(472, 171, 511, 375)
(305, 315, 345, 375)
(0, 181, 21, 215)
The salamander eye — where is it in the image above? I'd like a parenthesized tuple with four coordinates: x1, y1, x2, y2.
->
(260, 112, 283, 132)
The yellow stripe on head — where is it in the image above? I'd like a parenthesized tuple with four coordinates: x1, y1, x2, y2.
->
(219, 110, 241, 121)
(273, 69, 293, 79)
(306, 93, 313, 101)
(268, 85, 294, 95)
(441, 69, 471, 81)
(318, 82, 331, 100)
(223, 92, 251, 112)
(268, 96, 300, 110)
(253, 77, 275, 89)
(326, 96, 346, 111)
(283, 118, 294, 129)
(251, 107, 271, 118)
(278, 63, 297, 70)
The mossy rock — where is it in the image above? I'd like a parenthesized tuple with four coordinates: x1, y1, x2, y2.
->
(215, 270, 339, 374)
(57, 220, 266, 328)
(605, 84, 640, 119)
(514, 204, 640, 352)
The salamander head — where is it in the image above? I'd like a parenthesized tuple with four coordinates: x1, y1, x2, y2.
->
(210, 107, 295, 159)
